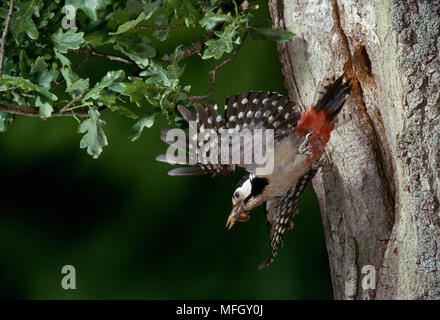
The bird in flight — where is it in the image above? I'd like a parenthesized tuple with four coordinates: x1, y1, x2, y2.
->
(157, 74, 351, 268)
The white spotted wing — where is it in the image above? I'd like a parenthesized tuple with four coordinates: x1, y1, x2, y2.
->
(157, 91, 301, 176)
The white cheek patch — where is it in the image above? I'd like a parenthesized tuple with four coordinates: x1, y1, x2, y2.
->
(237, 179, 252, 199)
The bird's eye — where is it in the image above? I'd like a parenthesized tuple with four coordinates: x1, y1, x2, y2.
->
(234, 191, 240, 200)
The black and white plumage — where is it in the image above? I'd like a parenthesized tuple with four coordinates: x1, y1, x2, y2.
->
(158, 90, 301, 176)
(260, 167, 317, 269)
(156, 75, 352, 268)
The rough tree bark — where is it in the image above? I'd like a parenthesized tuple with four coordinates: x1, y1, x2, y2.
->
(269, 0, 440, 299)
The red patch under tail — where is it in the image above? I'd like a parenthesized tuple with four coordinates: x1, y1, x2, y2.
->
(294, 106, 335, 162)
(294, 75, 351, 162)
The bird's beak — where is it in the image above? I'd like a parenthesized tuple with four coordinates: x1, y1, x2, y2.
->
(226, 201, 250, 230)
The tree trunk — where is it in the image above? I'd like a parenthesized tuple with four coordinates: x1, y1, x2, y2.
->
(269, 0, 440, 299)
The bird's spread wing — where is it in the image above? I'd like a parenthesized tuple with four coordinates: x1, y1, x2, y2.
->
(259, 168, 318, 269)
(157, 91, 301, 176)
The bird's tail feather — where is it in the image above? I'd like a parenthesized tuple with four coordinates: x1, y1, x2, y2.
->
(313, 74, 352, 121)
(294, 75, 351, 161)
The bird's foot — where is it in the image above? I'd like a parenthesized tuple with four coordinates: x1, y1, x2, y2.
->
(298, 132, 313, 155)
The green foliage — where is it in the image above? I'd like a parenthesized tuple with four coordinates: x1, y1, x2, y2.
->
(66, 0, 112, 21)
(0, 112, 14, 133)
(199, 6, 240, 60)
(35, 96, 54, 118)
(129, 112, 156, 141)
(78, 107, 108, 158)
(249, 26, 294, 42)
(84, 70, 125, 101)
(0, 75, 58, 101)
(114, 32, 156, 67)
(29, 57, 60, 90)
(10, 1, 41, 43)
(166, 0, 200, 27)
(202, 23, 239, 59)
(199, 8, 229, 30)
(52, 28, 85, 53)
(0, 0, 295, 158)
(109, 12, 146, 35)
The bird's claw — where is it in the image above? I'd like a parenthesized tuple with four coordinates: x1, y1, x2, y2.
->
(298, 132, 313, 155)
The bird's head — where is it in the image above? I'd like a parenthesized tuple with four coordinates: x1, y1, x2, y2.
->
(226, 173, 269, 229)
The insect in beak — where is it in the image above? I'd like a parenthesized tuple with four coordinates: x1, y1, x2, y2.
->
(226, 202, 250, 229)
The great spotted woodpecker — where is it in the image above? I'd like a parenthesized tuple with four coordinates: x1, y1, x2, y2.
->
(157, 74, 351, 268)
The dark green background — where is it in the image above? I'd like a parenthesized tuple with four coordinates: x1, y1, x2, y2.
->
(0, 2, 332, 299)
